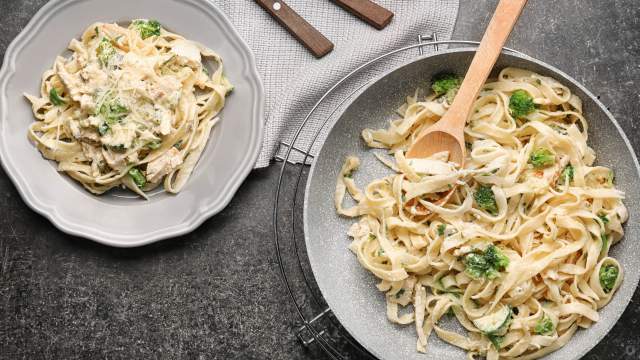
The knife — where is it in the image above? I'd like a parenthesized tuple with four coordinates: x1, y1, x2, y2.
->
(255, 0, 334, 58)
(331, 0, 394, 30)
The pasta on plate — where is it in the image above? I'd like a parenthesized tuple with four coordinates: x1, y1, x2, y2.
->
(334, 68, 627, 359)
(25, 20, 233, 198)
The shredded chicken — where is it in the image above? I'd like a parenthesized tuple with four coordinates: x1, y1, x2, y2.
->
(146, 147, 183, 183)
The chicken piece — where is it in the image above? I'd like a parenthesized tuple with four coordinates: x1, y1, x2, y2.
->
(79, 62, 108, 90)
(170, 39, 201, 68)
(81, 143, 106, 176)
(155, 105, 173, 135)
(56, 58, 87, 102)
(145, 147, 183, 183)
(78, 128, 101, 145)
(100, 122, 137, 148)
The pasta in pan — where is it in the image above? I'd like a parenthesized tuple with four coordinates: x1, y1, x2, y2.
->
(335, 68, 626, 359)
(25, 20, 233, 198)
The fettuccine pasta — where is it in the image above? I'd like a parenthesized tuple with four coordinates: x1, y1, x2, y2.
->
(25, 20, 233, 198)
(335, 68, 626, 359)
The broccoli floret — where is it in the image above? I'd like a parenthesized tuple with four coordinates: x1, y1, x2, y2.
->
(485, 245, 509, 270)
(49, 88, 65, 106)
(463, 253, 488, 279)
(133, 19, 161, 39)
(128, 168, 147, 188)
(529, 147, 555, 169)
(509, 90, 536, 119)
(558, 164, 574, 185)
(599, 264, 619, 293)
(474, 185, 498, 215)
(95, 96, 128, 135)
(534, 314, 554, 335)
(98, 98, 128, 124)
(431, 73, 461, 103)
(437, 224, 446, 236)
(96, 37, 116, 67)
(463, 245, 509, 280)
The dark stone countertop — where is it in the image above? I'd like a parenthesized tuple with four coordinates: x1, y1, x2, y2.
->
(0, 0, 638, 359)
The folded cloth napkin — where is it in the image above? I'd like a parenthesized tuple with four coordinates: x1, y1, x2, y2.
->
(213, 0, 460, 168)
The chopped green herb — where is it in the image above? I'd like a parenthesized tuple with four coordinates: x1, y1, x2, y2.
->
(534, 314, 554, 335)
(601, 233, 609, 254)
(437, 224, 446, 236)
(463, 245, 509, 280)
(97, 122, 110, 136)
(529, 147, 555, 169)
(465, 141, 473, 150)
(49, 88, 65, 106)
(599, 264, 619, 293)
(606, 170, 615, 187)
(128, 167, 147, 188)
(431, 73, 461, 103)
(368, 233, 377, 241)
(146, 140, 161, 150)
(474, 185, 498, 215)
(202, 66, 209, 76)
(377, 248, 385, 257)
(558, 164, 574, 185)
(597, 213, 609, 225)
(110, 144, 126, 152)
(487, 334, 504, 349)
(535, 79, 542, 85)
(133, 19, 161, 39)
(96, 37, 116, 67)
(173, 140, 184, 149)
(509, 90, 536, 119)
(94, 26, 99, 37)
(395, 289, 405, 298)
(344, 170, 353, 178)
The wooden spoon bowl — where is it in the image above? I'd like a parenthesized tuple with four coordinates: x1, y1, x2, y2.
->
(407, 0, 528, 165)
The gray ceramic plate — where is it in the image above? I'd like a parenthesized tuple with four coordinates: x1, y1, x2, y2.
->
(305, 49, 640, 360)
(0, 0, 264, 247)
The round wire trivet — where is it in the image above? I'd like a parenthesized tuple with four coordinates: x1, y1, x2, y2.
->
(272, 38, 525, 359)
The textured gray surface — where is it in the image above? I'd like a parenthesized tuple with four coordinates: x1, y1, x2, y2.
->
(1, 0, 639, 360)
(305, 49, 640, 360)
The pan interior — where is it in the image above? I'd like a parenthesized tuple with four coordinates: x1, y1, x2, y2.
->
(304, 49, 640, 360)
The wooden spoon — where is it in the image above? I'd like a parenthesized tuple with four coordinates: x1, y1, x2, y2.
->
(406, 0, 528, 164)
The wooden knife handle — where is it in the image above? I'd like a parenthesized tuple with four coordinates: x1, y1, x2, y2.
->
(332, 0, 394, 30)
(255, 0, 334, 58)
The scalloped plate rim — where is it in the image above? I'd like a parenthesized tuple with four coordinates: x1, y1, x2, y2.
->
(0, 0, 265, 247)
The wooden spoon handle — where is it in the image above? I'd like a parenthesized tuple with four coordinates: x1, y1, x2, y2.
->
(445, 0, 528, 128)
(332, 0, 394, 30)
(255, 0, 334, 58)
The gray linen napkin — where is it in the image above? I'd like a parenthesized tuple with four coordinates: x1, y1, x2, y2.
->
(213, 0, 460, 168)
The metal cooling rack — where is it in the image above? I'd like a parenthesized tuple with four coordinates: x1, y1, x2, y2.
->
(272, 37, 524, 359)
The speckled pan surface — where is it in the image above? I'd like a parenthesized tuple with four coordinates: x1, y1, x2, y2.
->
(304, 49, 640, 360)
(0, 0, 264, 247)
